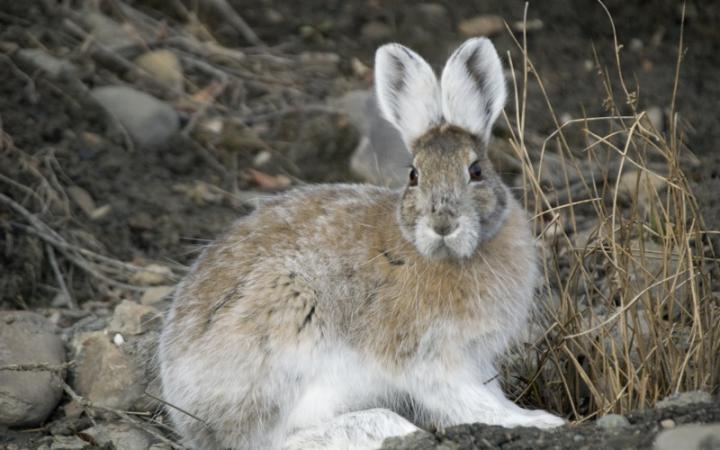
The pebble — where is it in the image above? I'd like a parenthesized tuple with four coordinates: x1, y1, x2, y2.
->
(646, 106, 664, 131)
(81, 12, 137, 51)
(17, 49, 77, 78)
(134, 49, 184, 92)
(82, 423, 151, 450)
(71, 331, 147, 410)
(361, 21, 393, 41)
(91, 86, 179, 148)
(596, 413, 630, 430)
(299, 52, 340, 75)
(108, 300, 161, 335)
(140, 285, 175, 305)
(660, 419, 676, 429)
(129, 263, 174, 286)
(656, 391, 713, 409)
(616, 169, 667, 206)
(654, 424, 720, 450)
(0, 311, 66, 427)
(458, 15, 505, 37)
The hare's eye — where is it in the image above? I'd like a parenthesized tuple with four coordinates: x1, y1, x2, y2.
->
(469, 161, 482, 182)
(409, 167, 418, 186)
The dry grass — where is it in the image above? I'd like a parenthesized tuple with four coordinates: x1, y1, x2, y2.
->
(501, 4, 719, 421)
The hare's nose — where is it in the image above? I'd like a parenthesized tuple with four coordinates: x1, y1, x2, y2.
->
(432, 218, 458, 236)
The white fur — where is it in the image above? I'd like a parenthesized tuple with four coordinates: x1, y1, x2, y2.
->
(374, 44, 443, 145)
(415, 215, 479, 259)
(375, 37, 506, 145)
(441, 37, 507, 143)
(282, 409, 419, 450)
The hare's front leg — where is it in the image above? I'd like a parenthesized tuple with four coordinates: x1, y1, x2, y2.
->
(282, 409, 420, 450)
(410, 365, 565, 429)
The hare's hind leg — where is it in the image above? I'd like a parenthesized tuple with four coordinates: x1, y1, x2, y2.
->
(282, 408, 420, 450)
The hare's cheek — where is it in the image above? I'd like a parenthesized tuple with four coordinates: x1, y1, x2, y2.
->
(473, 184, 501, 217)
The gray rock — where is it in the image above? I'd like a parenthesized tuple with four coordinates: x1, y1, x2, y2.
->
(362, 21, 393, 42)
(82, 423, 152, 450)
(596, 413, 630, 430)
(657, 391, 713, 409)
(91, 86, 179, 148)
(646, 106, 664, 131)
(0, 311, 66, 427)
(334, 89, 411, 189)
(71, 331, 147, 410)
(81, 12, 137, 51)
(108, 300, 161, 336)
(17, 49, 77, 78)
(654, 424, 720, 450)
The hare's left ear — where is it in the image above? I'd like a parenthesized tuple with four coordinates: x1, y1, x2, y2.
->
(375, 43, 442, 148)
(440, 38, 507, 144)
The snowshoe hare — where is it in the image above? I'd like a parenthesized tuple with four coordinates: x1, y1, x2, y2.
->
(159, 37, 565, 450)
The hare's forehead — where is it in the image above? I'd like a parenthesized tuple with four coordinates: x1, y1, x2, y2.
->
(413, 127, 478, 170)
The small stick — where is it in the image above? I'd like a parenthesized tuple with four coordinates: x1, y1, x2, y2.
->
(63, 383, 185, 449)
(46, 243, 78, 309)
(0, 362, 74, 372)
(203, 0, 265, 47)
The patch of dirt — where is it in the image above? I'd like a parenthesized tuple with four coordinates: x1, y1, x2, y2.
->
(382, 396, 720, 449)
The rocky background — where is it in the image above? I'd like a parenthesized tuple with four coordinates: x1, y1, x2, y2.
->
(0, 0, 719, 449)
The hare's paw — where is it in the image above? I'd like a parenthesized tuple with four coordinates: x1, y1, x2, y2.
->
(508, 409, 566, 429)
(282, 408, 419, 450)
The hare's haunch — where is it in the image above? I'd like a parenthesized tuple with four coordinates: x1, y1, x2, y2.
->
(159, 38, 565, 450)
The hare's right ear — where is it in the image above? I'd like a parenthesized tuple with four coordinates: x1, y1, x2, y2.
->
(375, 44, 442, 148)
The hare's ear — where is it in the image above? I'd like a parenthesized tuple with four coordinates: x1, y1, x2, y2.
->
(440, 38, 506, 144)
(375, 43, 442, 148)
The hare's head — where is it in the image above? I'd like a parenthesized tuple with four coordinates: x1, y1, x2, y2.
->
(375, 38, 510, 259)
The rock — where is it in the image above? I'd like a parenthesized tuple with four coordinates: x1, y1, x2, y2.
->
(17, 49, 77, 78)
(660, 419, 676, 429)
(646, 106, 664, 131)
(71, 331, 146, 410)
(82, 423, 152, 450)
(50, 436, 90, 450)
(617, 169, 667, 207)
(91, 86, 179, 148)
(140, 285, 175, 305)
(656, 391, 713, 409)
(134, 50, 184, 92)
(108, 300, 161, 335)
(0, 311, 66, 427)
(596, 413, 630, 430)
(332, 89, 411, 188)
(299, 52, 340, 75)
(630, 38, 644, 52)
(654, 424, 720, 450)
(129, 263, 173, 286)
(417, 3, 449, 23)
(458, 15, 505, 37)
(81, 12, 138, 51)
(66, 186, 96, 218)
(361, 21, 393, 41)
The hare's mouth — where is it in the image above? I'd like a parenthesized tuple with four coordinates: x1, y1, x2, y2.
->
(414, 216, 478, 259)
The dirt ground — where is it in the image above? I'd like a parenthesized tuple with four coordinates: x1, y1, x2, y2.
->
(1, 0, 719, 449)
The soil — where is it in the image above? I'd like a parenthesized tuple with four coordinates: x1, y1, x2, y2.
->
(0, 0, 719, 448)
(381, 396, 720, 449)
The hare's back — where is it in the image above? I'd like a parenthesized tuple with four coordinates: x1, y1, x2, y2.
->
(163, 184, 396, 348)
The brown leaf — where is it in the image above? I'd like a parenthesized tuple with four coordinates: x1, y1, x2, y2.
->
(247, 169, 291, 190)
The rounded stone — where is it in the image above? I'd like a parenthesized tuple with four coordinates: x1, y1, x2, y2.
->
(596, 413, 630, 430)
(0, 311, 66, 426)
